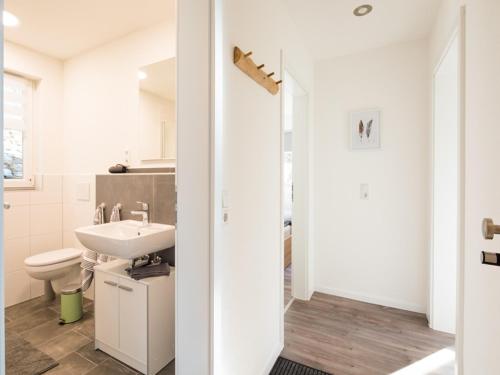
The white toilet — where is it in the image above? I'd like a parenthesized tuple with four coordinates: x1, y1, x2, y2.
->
(24, 248, 83, 300)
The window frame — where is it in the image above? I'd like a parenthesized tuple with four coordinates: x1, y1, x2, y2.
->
(3, 72, 35, 190)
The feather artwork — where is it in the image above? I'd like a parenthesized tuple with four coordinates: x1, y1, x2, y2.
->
(366, 119, 373, 139)
(358, 120, 364, 140)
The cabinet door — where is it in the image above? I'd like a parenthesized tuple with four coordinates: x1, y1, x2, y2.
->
(118, 278, 147, 363)
(95, 271, 120, 348)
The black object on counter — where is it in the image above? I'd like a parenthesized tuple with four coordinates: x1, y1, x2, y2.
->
(108, 164, 128, 173)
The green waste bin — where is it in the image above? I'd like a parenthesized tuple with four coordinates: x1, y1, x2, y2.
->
(60, 283, 83, 324)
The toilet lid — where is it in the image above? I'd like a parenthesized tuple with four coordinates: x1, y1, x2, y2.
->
(25, 248, 83, 267)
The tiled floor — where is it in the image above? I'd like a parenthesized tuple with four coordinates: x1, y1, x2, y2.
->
(5, 296, 175, 375)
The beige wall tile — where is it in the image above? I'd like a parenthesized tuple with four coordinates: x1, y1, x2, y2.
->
(30, 175, 63, 205)
(4, 205, 30, 240)
(4, 237, 30, 273)
(30, 204, 62, 236)
(30, 232, 63, 256)
(5, 271, 31, 307)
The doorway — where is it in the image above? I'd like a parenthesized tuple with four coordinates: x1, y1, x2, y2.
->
(281, 69, 310, 313)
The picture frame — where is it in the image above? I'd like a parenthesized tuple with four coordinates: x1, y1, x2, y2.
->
(350, 109, 381, 150)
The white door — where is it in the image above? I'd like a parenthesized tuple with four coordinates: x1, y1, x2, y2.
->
(463, 1, 500, 373)
(95, 272, 120, 348)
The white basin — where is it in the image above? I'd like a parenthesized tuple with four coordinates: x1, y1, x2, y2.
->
(75, 220, 175, 259)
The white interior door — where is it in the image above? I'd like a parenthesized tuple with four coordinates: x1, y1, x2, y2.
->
(463, 2, 500, 374)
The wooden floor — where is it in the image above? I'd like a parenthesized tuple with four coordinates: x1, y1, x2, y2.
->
(282, 293, 455, 375)
(284, 265, 292, 307)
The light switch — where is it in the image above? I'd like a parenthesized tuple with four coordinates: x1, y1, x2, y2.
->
(76, 183, 90, 201)
(360, 184, 369, 200)
(222, 190, 230, 209)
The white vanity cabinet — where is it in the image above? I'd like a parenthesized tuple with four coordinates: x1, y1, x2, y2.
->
(94, 259, 175, 375)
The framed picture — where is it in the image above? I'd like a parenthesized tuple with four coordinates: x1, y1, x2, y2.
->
(350, 109, 381, 150)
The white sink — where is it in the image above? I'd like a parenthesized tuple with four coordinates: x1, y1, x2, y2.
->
(75, 220, 175, 259)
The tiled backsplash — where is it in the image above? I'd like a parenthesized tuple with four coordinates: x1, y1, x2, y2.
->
(95, 174, 176, 225)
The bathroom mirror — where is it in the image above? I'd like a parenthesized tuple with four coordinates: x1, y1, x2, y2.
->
(138, 58, 176, 161)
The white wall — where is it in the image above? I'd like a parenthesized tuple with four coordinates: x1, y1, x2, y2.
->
(63, 21, 176, 174)
(313, 39, 430, 313)
(214, 0, 314, 373)
(3, 42, 64, 306)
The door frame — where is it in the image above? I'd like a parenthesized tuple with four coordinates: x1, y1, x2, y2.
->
(429, 28, 459, 332)
(279, 51, 312, 346)
(429, 6, 466, 374)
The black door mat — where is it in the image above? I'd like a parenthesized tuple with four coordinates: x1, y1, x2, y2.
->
(6, 339, 58, 375)
(270, 357, 332, 375)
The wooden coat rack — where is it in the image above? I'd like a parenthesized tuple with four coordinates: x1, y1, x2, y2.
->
(233, 46, 282, 95)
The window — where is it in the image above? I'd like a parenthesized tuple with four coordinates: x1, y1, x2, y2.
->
(3, 72, 34, 189)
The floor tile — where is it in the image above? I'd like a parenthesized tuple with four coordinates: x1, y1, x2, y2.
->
(20, 318, 74, 346)
(37, 331, 91, 360)
(73, 312, 95, 339)
(85, 358, 138, 375)
(7, 307, 58, 334)
(77, 342, 110, 365)
(45, 352, 96, 375)
(5, 296, 56, 321)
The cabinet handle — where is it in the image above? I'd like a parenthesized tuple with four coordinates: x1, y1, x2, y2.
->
(104, 280, 117, 287)
(118, 285, 133, 292)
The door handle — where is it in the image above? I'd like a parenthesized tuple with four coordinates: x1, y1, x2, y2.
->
(3, 202, 10, 209)
(118, 285, 133, 292)
(481, 251, 500, 266)
(104, 280, 117, 287)
(482, 218, 500, 240)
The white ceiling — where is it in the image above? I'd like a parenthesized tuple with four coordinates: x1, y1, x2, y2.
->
(283, 0, 442, 61)
(4, 0, 175, 60)
(140, 58, 176, 100)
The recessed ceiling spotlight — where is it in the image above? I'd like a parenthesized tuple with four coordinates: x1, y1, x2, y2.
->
(138, 71, 147, 80)
(353, 4, 373, 17)
(3, 11, 19, 27)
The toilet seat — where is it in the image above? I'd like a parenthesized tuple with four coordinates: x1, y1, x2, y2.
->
(25, 248, 83, 267)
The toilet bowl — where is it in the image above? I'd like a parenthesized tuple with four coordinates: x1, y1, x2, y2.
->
(25, 248, 83, 299)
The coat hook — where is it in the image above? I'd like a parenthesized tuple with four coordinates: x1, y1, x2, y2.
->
(276, 80, 283, 85)
(267, 72, 275, 77)
(244, 51, 253, 57)
(257, 64, 265, 69)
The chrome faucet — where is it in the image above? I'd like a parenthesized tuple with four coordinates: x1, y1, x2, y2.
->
(130, 201, 149, 226)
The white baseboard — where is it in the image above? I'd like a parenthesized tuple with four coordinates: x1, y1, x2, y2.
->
(261, 342, 283, 375)
(315, 286, 426, 314)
